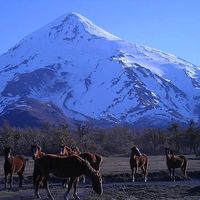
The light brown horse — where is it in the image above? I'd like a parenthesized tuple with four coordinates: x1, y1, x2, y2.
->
(130, 145, 148, 182)
(4, 147, 28, 189)
(34, 154, 103, 200)
(165, 148, 187, 181)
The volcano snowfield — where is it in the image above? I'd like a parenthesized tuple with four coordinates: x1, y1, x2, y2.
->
(0, 155, 200, 200)
(0, 13, 200, 128)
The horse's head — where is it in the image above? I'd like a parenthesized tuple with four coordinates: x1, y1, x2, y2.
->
(91, 171, 103, 195)
(31, 144, 42, 160)
(59, 145, 74, 156)
(59, 145, 65, 155)
(165, 147, 170, 155)
(71, 146, 80, 155)
(131, 145, 142, 156)
(4, 147, 11, 158)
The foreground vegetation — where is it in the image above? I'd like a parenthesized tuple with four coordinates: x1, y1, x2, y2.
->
(0, 120, 199, 156)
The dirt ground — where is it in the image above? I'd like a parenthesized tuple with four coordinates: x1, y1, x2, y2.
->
(0, 155, 199, 200)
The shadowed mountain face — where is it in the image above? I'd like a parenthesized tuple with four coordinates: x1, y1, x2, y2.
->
(0, 12, 200, 128)
(0, 98, 70, 128)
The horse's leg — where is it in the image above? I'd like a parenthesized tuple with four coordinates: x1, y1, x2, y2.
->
(181, 161, 187, 180)
(181, 166, 187, 180)
(73, 178, 80, 200)
(64, 177, 76, 200)
(141, 166, 147, 182)
(168, 167, 172, 181)
(4, 173, 8, 189)
(144, 162, 148, 182)
(82, 175, 86, 183)
(134, 164, 138, 181)
(35, 175, 43, 199)
(172, 168, 175, 182)
(131, 167, 134, 182)
(9, 173, 13, 189)
(62, 178, 68, 188)
(17, 171, 24, 188)
(44, 177, 55, 200)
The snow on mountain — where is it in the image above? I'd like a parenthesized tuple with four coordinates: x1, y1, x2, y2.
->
(0, 12, 200, 128)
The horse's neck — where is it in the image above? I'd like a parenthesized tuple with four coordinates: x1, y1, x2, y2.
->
(131, 152, 141, 157)
(83, 161, 96, 177)
(5, 155, 13, 164)
(166, 153, 172, 160)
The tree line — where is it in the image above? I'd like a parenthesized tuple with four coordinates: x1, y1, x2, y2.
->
(0, 120, 199, 156)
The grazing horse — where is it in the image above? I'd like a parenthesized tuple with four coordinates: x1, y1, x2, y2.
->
(60, 145, 103, 172)
(4, 147, 27, 189)
(165, 148, 187, 181)
(34, 155, 103, 200)
(130, 145, 148, 182)
(60, 145, 103, 183)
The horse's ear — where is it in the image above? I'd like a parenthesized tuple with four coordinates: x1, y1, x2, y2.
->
(36, 144, 42, 150)
(131, 145, 136, 151)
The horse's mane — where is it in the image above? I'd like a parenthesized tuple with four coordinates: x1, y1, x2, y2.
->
(79, 156, 98, 177)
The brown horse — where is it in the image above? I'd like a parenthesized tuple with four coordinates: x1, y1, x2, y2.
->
(4, 147, 27, 189)
(59, 145, 75, 156)
(34, 154, 103, 200)
(61, 146, 103, 172)
(60, 145, 103, 183)
(165, 148, 187, 181)
(130, 145, 148, 182)
(31, 144, 45, 160)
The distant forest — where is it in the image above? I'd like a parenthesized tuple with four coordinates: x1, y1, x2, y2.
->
(0, 120, 199, 156)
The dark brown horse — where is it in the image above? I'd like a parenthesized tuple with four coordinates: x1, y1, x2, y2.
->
(130, 145, 148, 182)
(165, 148, 187, 181)
(61, 146, 103, 172)
(4, 147, 27, 189)
(34, 154, 103, 200)
(60, 145, 103, 183)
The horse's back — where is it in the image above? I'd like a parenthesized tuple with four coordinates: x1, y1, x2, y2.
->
(179, 155, 187, 162)
(5, 155, 27, 174)
(35, 154, 87, 178)
(130, 153, 148, 168)
(79, 152, 103, 170)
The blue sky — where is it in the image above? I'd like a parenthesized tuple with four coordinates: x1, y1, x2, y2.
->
(1, 0, 200, 65)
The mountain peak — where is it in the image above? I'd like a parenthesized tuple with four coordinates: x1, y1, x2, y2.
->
(49, 12, 121, 41)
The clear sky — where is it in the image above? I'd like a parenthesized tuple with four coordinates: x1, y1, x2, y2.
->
(1, 0, 200, 65)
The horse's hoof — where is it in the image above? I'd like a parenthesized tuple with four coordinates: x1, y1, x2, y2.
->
(64, 195, 69, 200)
(35, 193, 41, 199)
(73, 195, 80, 200)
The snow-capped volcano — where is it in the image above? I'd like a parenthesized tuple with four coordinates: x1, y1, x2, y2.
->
(0, 12, 200, 127)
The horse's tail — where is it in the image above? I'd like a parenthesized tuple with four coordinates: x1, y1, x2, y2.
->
(179, 155, 187, 167)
